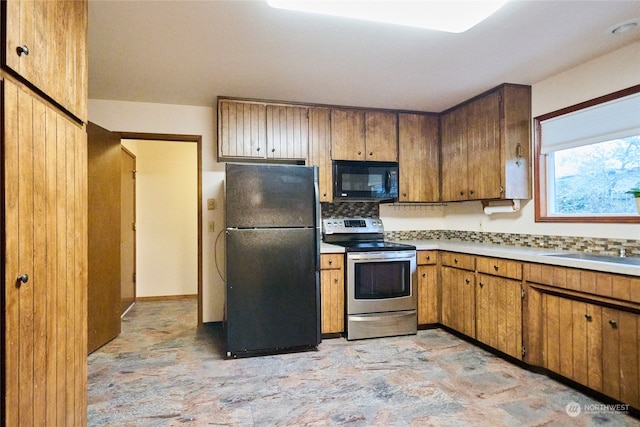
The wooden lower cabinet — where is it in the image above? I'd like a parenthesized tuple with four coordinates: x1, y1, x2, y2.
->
(320, 254, 344, 335)
(528, 288, 640, 409)
(441, 265, 476, 337)
(476, 274, 522, 360)
(417, 251, 439, 325)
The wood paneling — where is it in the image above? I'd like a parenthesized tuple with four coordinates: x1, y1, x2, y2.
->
(398, 113, 440, 202)
(364, 111, 397, 161)
(320, 254, 344, 334)
(3, 77, 87, 426)
(218, 100, 266, 158)
(308, 108, 333, 202)
(330, 109, 365, 161)
(266, 105, 309, 160)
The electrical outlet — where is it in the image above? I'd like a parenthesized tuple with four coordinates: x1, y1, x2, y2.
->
(208, 221, 215, 233)
(207, 199, 216, 210)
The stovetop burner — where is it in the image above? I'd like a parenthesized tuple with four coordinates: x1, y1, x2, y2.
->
(322, 218, 416, 252)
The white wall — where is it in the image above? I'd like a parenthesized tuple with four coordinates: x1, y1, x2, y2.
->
(382, 41, 640, 241)
(122, 139, 198, 298)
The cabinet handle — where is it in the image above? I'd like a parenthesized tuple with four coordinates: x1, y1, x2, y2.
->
(422, 273, 426, 277)
(454, 258, 458, 263)
(426, 255, 430, 261)
(369, 152, 373, 156)
(465, 278, 470, 284)
(328, 259, 333, 265)
(357, 151, 362, 155)
(334, 278, 338, 283)
(493, 265, 499, 271)
(469, 189, 474, 195)
(403, 193, 407, 197)
(271, 148, 275, 152)
(16, 45, 29, 56)
(585, 314, 592, 321)
(256, 147, 261, 152)
(323, 192, 327, 197)
(479, 282, 484, 288)
(459, 191, 465, 196)
(16, 274, 29, 287)
(609, 320, 618, 328)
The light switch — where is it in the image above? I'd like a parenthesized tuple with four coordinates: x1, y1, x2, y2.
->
(207, 199, 216, 210)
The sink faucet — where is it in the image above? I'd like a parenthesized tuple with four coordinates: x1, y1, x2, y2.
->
(620, 248, 626, 258)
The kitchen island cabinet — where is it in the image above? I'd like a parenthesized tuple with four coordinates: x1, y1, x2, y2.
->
(320, 254, 345, 335)
(398, 113, 440, 202)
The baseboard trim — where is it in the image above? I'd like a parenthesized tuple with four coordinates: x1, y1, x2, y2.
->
(136, 294, 197, 302)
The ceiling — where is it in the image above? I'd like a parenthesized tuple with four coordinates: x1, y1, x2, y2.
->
(88, 0, 640, 113)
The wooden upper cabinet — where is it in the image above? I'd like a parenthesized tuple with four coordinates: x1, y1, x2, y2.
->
(266, 105, 309, 160)
(364, 111, 397, 161)
(330, 109, 365, 161)
(4, 0, 88, 122)
(398, 113, 440, 202)
(331, 109, 397, 161)
(440, 84, 531, 202)
(308, 107, 333, 202)
(218, 100, 267, 158)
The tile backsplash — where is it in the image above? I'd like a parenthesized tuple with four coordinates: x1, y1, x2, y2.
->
(320, 202, 639, 257)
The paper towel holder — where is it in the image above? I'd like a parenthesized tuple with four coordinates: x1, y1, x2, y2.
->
(481, 199, 521, 215)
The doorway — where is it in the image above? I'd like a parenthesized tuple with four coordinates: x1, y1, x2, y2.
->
(120, 132, 203, 325)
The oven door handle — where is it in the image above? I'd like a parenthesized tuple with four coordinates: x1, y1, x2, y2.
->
(350, 311, 416, 323)
(347, 251, 416, 261)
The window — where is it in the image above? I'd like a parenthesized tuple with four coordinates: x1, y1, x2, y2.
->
(534, 85, 640, 223)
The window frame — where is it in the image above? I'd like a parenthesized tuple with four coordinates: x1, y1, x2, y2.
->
(534, 84, 640, 224)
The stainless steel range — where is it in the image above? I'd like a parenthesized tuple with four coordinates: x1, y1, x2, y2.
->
(323, 218, 417, 340)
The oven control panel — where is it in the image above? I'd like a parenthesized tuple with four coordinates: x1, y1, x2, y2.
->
(323, 218, 384, 235)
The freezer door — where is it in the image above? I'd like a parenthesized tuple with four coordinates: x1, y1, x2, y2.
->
(225, 163, 317, 228)
(226, 228, 321, 355)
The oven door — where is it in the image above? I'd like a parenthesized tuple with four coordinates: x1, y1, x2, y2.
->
(346, 250, 416, 315)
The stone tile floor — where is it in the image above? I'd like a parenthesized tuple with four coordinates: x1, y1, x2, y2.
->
(88, 300, 640, 426)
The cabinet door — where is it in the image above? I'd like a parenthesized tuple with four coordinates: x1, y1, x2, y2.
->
(365, 111, 397, 161)
(308, 108, 333, 202)
(5, 0, 88, 122)
(417, 265, 439, 325)
(476, 274, 522, 359)
(441, 266, 475, 337)
(330, 109, 365, 161)
(466, 91, 501, 199)
(4, 79, 88, 426)
(320, 254, 344, 335)
(218, 100, 266, 158)
(398, 113, 440, 202)
(440, 107, 468, 201)
(266, 105, 309, 160)
(602, 308, 640, 408)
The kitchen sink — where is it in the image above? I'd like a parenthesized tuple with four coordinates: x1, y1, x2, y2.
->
(543, 253, 640, 266)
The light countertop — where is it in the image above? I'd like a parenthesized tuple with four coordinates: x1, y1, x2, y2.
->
(321, 239, 640, 276)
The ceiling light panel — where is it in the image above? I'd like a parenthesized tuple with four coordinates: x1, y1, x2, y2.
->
(267, 0, 509, 33)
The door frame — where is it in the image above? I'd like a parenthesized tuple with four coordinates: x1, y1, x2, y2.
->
(117, 131, 203, 326)
(120, 145, 136, 315)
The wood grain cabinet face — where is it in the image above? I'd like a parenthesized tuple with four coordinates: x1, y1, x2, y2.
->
(320, 254, 344, 335)
(440, 84, 531, 202)
(4, 0, 88, 122)
(331, 109, 397, 162)
(525, 264, 640, 409)
(266, 105, 309, 160)
(441, 265, 476, 337)
(417, 251, 439, 325)
(218, 100, 267, 158)
(308, 108, 333, 202)
(476, 274, 522, 360)
(398, 113, 440, 202)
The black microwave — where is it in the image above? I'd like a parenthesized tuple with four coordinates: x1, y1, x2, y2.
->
(333, 160, 399, 202)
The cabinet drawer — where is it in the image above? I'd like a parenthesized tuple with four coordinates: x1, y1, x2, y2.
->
(476, 256, 522, 280)
(321, 254, 344, 270)
(417, 250, 437, 265)
(441, 252, 475, 271)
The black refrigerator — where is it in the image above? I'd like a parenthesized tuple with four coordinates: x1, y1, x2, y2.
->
(224, 163, 321, 357)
